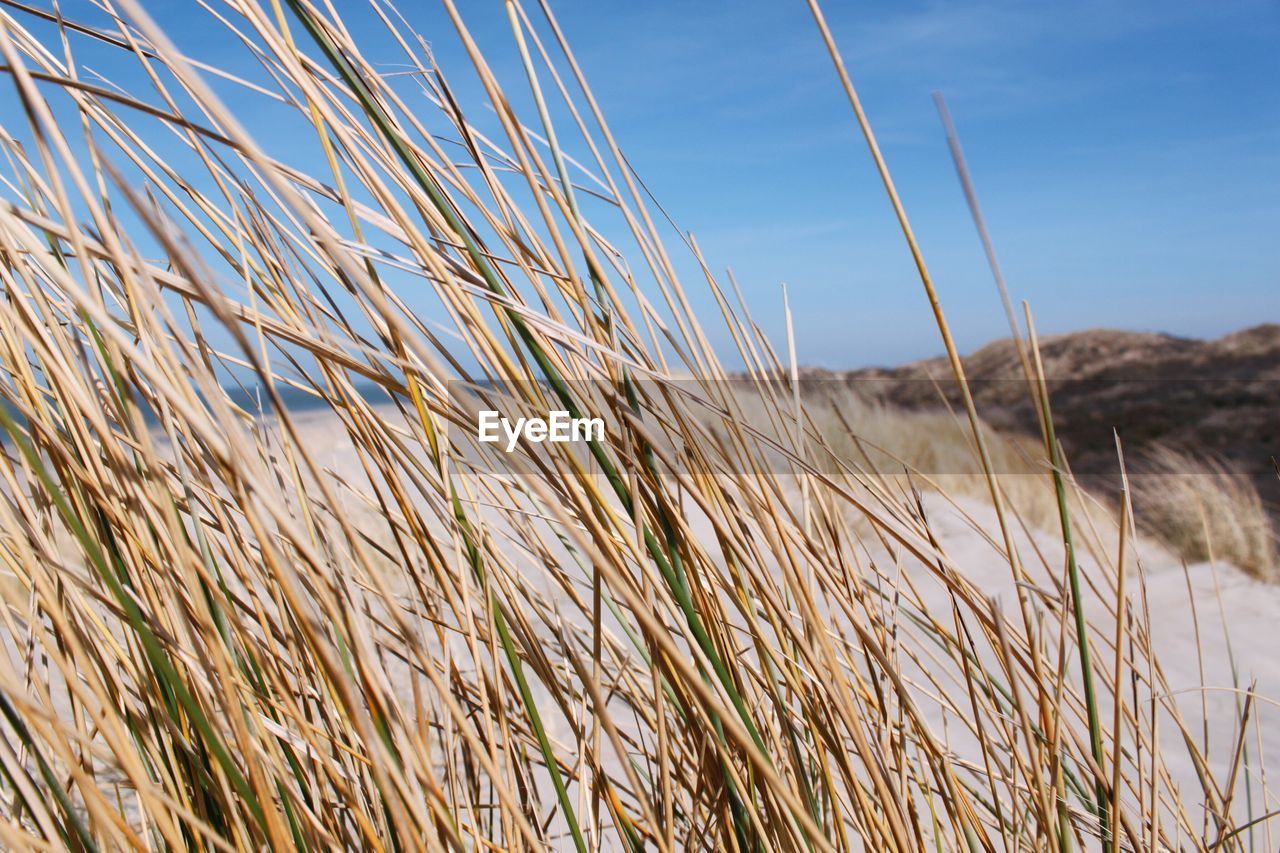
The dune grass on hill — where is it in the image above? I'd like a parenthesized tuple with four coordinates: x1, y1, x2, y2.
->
(0, 1, 1274, 850)
(798, 391, 1277, 580)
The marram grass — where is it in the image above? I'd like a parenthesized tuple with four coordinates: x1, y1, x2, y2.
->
(0, 0, 1271, 850)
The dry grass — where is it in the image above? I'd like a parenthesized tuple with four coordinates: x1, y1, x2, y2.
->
(804, 391, 1278, 580)
(1131, 445, 1277, 581)
(0, 0, 1271, 850)
(806, 392, 1070, 531)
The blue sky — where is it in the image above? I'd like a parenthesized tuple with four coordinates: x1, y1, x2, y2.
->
(10, 1, 1279, 369)
(527, 0, 1280, 366)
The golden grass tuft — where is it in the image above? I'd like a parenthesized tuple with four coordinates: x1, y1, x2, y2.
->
(1131, 445, 1277, 581)
(808, 392, 1278, 580)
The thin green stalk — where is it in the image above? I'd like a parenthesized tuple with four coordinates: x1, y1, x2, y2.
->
(1027, 334, 1111, 850)
(451, 487, 588, 853)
